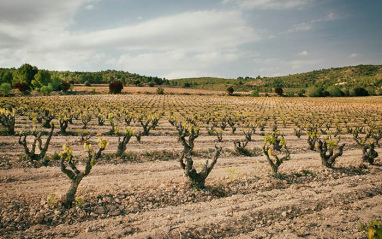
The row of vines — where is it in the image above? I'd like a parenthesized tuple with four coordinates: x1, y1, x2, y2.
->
(1, 95, 382, 211)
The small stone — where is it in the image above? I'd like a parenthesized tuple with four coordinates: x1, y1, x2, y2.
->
(109, 210, 121, 216)
(280, 220, 288, 226)
(282, 211, 287, 217)
(14, 215, 21, 223)
(106, 204, 117, 212)
(34, 212, 45, 224)
(30, 209, 37, 215)
(94, 206, 106, 215)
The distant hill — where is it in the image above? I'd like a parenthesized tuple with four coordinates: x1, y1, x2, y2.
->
(169, 65, 382, 93)
(1, 64, 381, 96)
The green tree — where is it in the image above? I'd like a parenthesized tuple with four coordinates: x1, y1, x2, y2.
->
(350, 87, 369, 97)
(227, 86, 234, 96)
(0, 83, 12, 95)
(0, 72, 13, 85)
(326, 85, 344, 97)
(275, 87, 283, 96)
(40, 85, 53, 95)
(306, 86, 323, 97)
(297, 89, 305, 97)
(365, 86, 376, 96)
(250, 90, 259, 97)
(50, 77, 62, 91)
(156, 87, 164, 95)
(12, 63, 38, 87)
(32, 70, 51, 90)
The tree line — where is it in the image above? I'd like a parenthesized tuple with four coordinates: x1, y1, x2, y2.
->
(0, 63, 169, 95)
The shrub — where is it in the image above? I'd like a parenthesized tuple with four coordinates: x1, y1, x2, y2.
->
(137, 113, 160, 136)
(326, 85, 344, 97)
(287, 91, 295, 97)
(342, 87, 350, 96)
(250, 90, 259, 97)
(60, 138, 108, 208)
(227, 86, 234, 96)
(262, 131, 290, 175)
(366, 86, 376, 96)
(109, 81, 124, 94)
(40, 85, 53, 95)
(306, 86, 323, 97)
(182, 82, 191, 88)
(359, 217, 382, 239)
(156, 87, 164, 95)
(0, 108, 15, 135)
(297, 89, 305, 97)
(316, 135, 345, 168)
(19, 125, 55, 164)
(0, 83, 12, 95)
(350, 87, 369, 97)
(275, 87, 283, 96)
(84, 81, 91, 86)
(116, 128, 135, 157)
(14, 82, 29, 93)
(352, 126, 379, 165)
(59, 82, 71, 92)
(234, 140, 251, 156)
(170, 119, 222, 189)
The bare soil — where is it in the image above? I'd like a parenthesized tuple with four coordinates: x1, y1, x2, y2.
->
(1, 95, 382, 238)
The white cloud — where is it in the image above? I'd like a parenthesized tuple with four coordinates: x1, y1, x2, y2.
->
(287, 22, 312, 33)
(298, 50, 309, 56)
(106, 49, 244, 78)
(349, 53, 359, 58)
(0, 0, 258, 75)
(287, 12, 341, 33)
(64, 11, 258, 52)
(0, 0, 97, 52)
(85, 5, 96, 10)
(222, 0, 313, 9)
(0, 0, 94, 28)
(312, 12, 340, 23)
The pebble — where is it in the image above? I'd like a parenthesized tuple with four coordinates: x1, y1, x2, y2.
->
(106, 204, 117, 212)
(109, 210, 121, 216)
(34, 212, 45, 224)
(94, 206, 106, 215)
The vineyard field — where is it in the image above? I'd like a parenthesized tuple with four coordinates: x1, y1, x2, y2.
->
(1, 94, 382, 238)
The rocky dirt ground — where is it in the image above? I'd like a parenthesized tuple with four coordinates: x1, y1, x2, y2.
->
(1, 134, 381, 238)
(1, 96, 382, 238)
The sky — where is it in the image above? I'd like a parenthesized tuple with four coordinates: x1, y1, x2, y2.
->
(0, 0, 381, 79)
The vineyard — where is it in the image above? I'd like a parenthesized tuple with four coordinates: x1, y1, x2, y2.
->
(1, 94, 382, 238)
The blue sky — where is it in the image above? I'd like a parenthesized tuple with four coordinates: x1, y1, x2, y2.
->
(0, 0, 381, 79)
